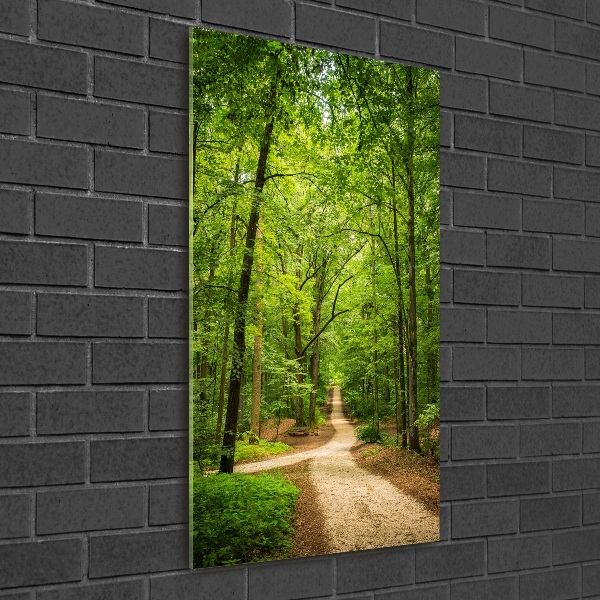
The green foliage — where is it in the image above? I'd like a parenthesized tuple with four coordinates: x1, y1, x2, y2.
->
(193, 472, 300, 567)
(414, 402, 440, 457)
(234, 440, 292, 463)
(355, 424, 382, 443)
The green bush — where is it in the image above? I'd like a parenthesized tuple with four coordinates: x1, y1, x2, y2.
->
(355, 423, 382, 443)
(192, 472, 300, 567)
(234, 440, 292, 463)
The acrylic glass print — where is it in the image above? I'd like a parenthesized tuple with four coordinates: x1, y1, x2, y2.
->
(191, 27, 440, 568)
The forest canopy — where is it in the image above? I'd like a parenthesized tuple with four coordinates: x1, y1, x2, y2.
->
(191, 28, 440, 475)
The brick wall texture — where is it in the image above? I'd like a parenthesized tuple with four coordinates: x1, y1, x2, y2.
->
(1, 0, 600, 598)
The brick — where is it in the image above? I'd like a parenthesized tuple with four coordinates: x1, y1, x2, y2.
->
(38, 580, 145, 600)
(583, 563, 600, 598)
(150, 19, 188, 64)
(0, 442, 85, 487)
(554, 457, 600, 490)
(488, 535, 551, 573)
(454, 115, 521, 157)
(0, 188, 31, 235)
(0, 342, 86, 385)
(555, 167, 600, 202)
(0, 89, 30, 135)
(0, 38, 87, 94)
(39, 0, 145, 55)
(380, 21, 453, 69)
(487, 385, 550, 420)
(587, 135, 600, 167)
(554, 313, 600, 345)
(297, 4, 376, 54)
(36, 193, 143, 242)
(95, 246, 187, 291)
(440, 307, 485, 342)
(440, 267, 452, 303)
(149, 483, 188, 525)
(488, 310, 551, 344)
(521, 495, 581, 532)
(584, 492, 600, 524)
(98, 0, 196, 18)
(452, 500, 518, 538)
(488, 158, 551, 197)
(440, 74, 487, 112)
(0, 393, 31, 437)
(554, 239, 600, 273)
(586, 205, 600, 238)
(584, 422, 600, 453)
(523, 198, 584, 235)
(37, 487, 144, 534)
(524, 125, 584, 164)
(377, 586, 449, 600)
(590, 0, 600, 24)
(0, 241, 88, 286)
(522, 347, 583, 381)
(415, 541, 484, 582)
(37, 391, 145, 434)
(454, 269, 520, 306)
(525, 50, 584, 92)
(92, 342, 187, 383)
(337, 548, 414, 593)
(149, 111, 187, 155)
(0, 291, 31, 335)
(151, 569, 246, 600)
(440, 465, 485, 501)
(0, 539, 82, 588)
(490, 82, 552, 123)
(452, 424, 518, 460)
(587, 277, 600, 308)
(440, 386, 485, 421)
(90, 529, 187, 577)
(203, 0, 291, 37)
(0, 0, 29, 35)
(554, 528, 600, 565)
(440, 230, 484, 266)
(523, 274, 583, 308)
(248, 556, 334, 600)
(454, 346, 519, 381)
(0, 139, 88, 189)
(336, 0, 412, 19)
(555, 93, 600, 132)
(554, 385, 600, 417)
(149, 389, 187, 431)
(37, 293, 144, 338)
(488, 461, 550, 496)
(456, 38, 521, 81)
(556, 21, 600, 60)
(96, 149, 187, 200)
(450, 577, 518, 600)
(0, 495, 29, 539)
(440, 152, 485, 189)
(489, 5, 553, 49)
(417, 0, 485, 35)
(440, 345, 451, 381)
(520, 567, 580, 600)
(453, 192, 520, 230)
(91, 437, 187, 482)
(440, 110, 451, 148)
(149, 298, 187, 339)
(521, 423, 582, 456)
(487, 233, 550, 270)
(149, 204, 187, 246)
(95, 56, 186, 109)
(586, 348, 600, 379)
(38, 95, 145, 149)
(525, 0, 584, 18)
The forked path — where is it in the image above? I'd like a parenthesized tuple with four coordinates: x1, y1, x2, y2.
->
(237, 387, 439, 552)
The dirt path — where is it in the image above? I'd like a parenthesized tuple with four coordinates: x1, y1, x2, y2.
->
(238, 387, 439, 552)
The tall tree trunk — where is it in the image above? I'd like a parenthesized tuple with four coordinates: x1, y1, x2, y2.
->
(404, 66, 421, 454)
(250, 223, 264, 443)
(425, 253, 437, 404)
(308, 263, 326, 428)
(370, 225, 379, 439)
(219, 71, 278, 473)
(293, 290, 305, 426)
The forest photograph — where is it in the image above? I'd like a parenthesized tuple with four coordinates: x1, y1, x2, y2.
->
(191, 28, 441, 568)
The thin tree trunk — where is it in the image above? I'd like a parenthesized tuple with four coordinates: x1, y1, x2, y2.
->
(308, 264, 326, 429)
(250, 223, 264, 443)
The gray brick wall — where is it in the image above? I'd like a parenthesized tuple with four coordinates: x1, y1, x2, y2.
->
(1, 0, 600, 598)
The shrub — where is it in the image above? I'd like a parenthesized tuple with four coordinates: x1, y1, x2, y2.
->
(193, 472, 300, 567)
(234, 440, 292, 463)
(355, 423, 382, 443)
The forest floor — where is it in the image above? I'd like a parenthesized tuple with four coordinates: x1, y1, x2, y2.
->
(238, 388, 439, 555)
